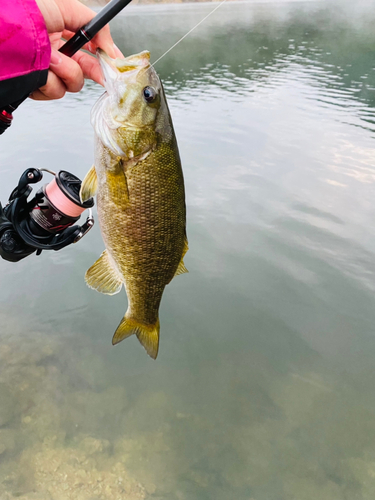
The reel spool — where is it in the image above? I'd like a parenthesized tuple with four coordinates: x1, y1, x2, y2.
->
(0, 168, 94, 262)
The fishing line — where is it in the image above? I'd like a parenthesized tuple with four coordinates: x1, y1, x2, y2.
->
(151, 0, 228, 67)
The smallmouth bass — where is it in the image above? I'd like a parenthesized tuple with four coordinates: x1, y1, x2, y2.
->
(80, 50, 188, 359)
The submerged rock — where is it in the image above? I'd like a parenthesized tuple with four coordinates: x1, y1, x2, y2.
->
(79, 436, 111, 456)
(28, 446, 146, 500)
(0, 330, 147, 500)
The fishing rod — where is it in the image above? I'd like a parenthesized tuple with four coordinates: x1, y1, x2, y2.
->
(0, 0, 133, 262)
(0, 0, 133, 135)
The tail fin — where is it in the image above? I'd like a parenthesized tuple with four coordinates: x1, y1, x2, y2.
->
(112, 314, 160, 360)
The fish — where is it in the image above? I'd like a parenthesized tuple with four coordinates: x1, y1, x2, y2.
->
(80, 50, 188, 360)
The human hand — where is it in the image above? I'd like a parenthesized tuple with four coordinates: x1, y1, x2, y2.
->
(32, 0, 123, 100)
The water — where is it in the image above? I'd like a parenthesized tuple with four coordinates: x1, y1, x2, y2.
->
(1, 1, 375, 498)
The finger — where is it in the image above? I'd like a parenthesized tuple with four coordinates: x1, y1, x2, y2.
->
(50, 49, 85, 93)
(49, 31, 64, 50)
(61, 29, 75, 43)
(61, 29, 119, 57)
(61, 29, 99, 56)
(35, 0, 64, 33)
(57, 0, 118, 58)
(54, 37, 103, 84)
(30, 88, 52, 101)
(90, 26, 121, 58)
(90, 39, 124, 58)
(30, 71, 67, 100)
(113, 44, 124, 58)
(72, 51, 104, 86)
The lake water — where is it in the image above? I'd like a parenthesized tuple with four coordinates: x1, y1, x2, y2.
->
(1, 1, 375, 498)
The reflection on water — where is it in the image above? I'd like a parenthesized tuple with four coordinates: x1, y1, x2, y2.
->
(2, 1, 375, 498)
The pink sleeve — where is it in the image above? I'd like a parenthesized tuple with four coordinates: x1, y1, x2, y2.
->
(0, 0, 51, 82)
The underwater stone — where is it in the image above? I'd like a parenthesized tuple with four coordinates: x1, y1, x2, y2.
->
(80, 437, 111, 456)
(28, 446, 146, 499)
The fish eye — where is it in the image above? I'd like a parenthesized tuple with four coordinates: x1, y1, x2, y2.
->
(143, 86, 157, 103)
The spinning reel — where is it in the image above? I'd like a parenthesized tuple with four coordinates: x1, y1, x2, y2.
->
(0, 168, 94, 262)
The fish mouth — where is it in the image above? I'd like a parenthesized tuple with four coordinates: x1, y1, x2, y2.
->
(97, 49, 151, 79)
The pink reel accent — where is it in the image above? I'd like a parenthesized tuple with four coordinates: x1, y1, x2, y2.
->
(45, 178, 85, 217)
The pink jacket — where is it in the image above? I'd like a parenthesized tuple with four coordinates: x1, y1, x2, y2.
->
(0, 0, 50, 81)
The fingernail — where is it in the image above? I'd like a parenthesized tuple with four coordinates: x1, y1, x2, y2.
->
(113, 44, 123, 58)
(87, 42, 95, 54)
(50, 50, 62, 66)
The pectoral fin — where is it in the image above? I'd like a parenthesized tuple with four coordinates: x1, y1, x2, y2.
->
(85, 250, 122, 295)
(80, 165, 98, 203)
(106, 160, 129, 208)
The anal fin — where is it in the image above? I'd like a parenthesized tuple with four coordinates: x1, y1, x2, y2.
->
(168, 237, 189, 283)
(85, 250, 122, 295)
(80, 165, 98, 203)
(174, 259, 188, 277)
